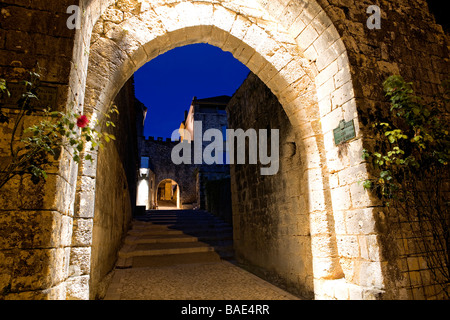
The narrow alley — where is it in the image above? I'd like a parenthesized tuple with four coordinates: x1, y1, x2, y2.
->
(103, 210, 300, 300)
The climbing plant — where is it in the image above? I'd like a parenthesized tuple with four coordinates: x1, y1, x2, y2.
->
(362, 75, 450, 298)
(0, 70, 118, 189)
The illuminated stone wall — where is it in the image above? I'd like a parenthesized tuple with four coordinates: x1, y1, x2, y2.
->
(0, 0, 448, 299)
(228, 72, 314, 299)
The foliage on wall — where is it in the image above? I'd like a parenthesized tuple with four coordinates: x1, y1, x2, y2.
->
(362, 75, 449, 298)
(0, 70, 118, 189)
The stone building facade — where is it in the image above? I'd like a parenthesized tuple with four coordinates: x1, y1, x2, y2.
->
(138, 95, 231, 210)
(0, 0, 448, 300)
(180, 95, 231, 208)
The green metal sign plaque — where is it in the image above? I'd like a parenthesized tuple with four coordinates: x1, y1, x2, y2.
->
(333, 119, 356, 145)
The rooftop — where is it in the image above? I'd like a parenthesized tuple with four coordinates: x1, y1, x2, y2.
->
(193, 95, 231, 106)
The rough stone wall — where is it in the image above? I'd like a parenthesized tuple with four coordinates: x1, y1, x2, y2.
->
(205, 177, 232, 223)
(0, 0, 79, 299)
(194, 107, 229, 137)
(89, 77, 140, 300)
(227, 72, 314, 299)
(311, 0, 450, 300)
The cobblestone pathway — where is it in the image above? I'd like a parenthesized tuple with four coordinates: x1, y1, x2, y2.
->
(104, 261, 300, 300)
(103, 210, 300, 300)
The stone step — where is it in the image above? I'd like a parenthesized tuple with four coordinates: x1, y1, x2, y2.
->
(138, 218, 224, 224)
(127, 232, 233, 244)
(117, 252, 222, 269)
(130, 223, 232, 233)
(116, 211, 235, 269)
(124, 234, 199, 245)
(176, 227, 233, 235)
(118, 241, 215, 258)
(142, 213, 217, 217)
(149, 224, 232, 231)
(139, 212, 213, 216)
(144, 217, 224, 222)
(128, 229, 184, 236)
(138, 215, 225, 221)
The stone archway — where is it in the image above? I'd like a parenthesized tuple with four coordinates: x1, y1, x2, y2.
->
(156, 179, 181, 210)
(67, 0, 382, 300)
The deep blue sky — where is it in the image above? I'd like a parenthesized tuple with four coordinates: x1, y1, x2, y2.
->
(134, 43, 250, 139)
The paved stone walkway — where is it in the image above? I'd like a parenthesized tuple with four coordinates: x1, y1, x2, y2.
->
(104, 261, 300, 300)
(103, 210, 300, 300)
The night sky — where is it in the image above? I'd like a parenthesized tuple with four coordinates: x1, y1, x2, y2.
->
(134, 43, 250, 139)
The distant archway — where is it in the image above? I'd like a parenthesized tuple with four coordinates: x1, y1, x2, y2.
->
(156, 179, 181, 210)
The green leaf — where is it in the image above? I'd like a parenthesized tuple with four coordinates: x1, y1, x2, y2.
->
(380, 171, 391, 179)
(362, 180, 372, 190)
(388, 135, 396, 144)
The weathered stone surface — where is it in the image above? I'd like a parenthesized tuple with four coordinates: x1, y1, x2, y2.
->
(8, 248, 67, 292)
(65, 275, 89, 300)
(0, 211, 63, 249)
(0, 0, 448, 300)
(71, 218, 93, 247)
(228, 72, 314, 299)
(88, 78, 139, 299)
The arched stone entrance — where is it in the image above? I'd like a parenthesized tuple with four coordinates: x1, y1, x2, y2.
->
(68, 0, 381, 299)
(156, 179, 181, 210)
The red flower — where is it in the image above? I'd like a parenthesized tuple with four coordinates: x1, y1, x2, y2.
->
(76, 115, 89, 128)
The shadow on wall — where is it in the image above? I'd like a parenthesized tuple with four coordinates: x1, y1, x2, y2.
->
(205, 178, 232, 223)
